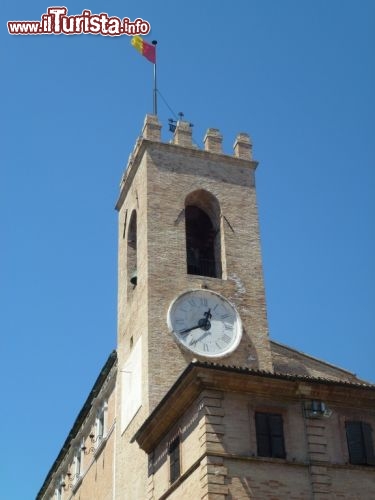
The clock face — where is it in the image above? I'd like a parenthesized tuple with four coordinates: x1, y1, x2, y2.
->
(167, 289, 242, 358)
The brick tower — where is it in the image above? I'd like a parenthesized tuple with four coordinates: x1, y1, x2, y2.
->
(114, 114, 273, 498)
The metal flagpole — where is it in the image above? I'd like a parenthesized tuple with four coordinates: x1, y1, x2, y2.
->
(152, 40, 158, 115)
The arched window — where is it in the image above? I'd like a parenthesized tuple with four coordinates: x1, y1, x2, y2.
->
(185, 190, 222, 278)
(127, 210, 137, 286)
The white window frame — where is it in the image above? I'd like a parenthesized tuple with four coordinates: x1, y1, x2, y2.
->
(95, 401, 108, 444)
(55, 487, 62, 500)
(55, 479, 63, 500)
(73, 444, 83, 482)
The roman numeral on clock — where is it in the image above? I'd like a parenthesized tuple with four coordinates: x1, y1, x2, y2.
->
(222, 333, 231, 344)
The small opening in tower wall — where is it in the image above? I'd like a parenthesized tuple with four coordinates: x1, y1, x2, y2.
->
(185, 205, 220, 278)
(127, 210, 137, 286)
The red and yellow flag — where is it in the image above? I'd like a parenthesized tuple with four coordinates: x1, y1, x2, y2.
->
(131, 35, 156, 64)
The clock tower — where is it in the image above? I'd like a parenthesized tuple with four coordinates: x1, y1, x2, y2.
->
(116, 114, 273, 407)
(37, 113, 375, 500)
(114, 114, 273, 497)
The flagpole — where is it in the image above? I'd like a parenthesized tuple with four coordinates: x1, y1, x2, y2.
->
(152, 40, 158, 115)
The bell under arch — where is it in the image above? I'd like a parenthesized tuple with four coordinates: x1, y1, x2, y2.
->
(184, 189, 222, 278)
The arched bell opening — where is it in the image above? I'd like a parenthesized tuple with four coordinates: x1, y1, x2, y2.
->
(185, 190, 222, 279)
(127, 210, 137, 286)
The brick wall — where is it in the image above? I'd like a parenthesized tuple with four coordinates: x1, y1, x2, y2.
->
(143, 379, 375, 500)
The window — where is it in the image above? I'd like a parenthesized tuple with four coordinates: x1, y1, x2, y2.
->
(98, 410, 104, 439)
(185, 190, 222, 278)
(96, 402, 107, 442)
(169, 436, 181, 484)
(55, 485, 63, 500)
(74, 447, 82, 480)
(255, 412, 286, 459)
(346, 421, 375, 465)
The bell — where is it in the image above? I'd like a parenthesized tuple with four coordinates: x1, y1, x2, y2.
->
(130, 269, 137, 286)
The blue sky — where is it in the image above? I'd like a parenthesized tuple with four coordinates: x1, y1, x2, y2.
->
(1, 1, 374, 498)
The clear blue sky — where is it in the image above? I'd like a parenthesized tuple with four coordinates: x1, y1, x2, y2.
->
(1, 1, 374, 498)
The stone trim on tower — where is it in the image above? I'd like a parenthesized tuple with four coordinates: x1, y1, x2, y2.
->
(233, 132, 253, 160)
(204, 128, 223, 154)
(142, 114, 161, 141)
(172, 120, 193, 147)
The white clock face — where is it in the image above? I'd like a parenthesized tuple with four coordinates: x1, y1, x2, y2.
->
(167, 289, 242, 358)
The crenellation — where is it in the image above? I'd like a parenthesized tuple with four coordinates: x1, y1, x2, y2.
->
(233, 132, 253, 160)
(142, 113, 162, 141)
(172, 119, 193, 147)
(203, 128, 223, 154)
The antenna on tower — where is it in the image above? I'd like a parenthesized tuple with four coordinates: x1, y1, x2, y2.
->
(168, 112, 194, 134)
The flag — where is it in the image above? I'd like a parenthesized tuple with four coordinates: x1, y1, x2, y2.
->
(131, 35, 156, 64)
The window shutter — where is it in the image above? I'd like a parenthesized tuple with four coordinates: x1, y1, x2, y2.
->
(362, 422, 375, 465)
(169, 437, 180, 483)
(255, 413, 271, 457)
(255, 412, 286, 459)
(346, 421, 366, 465)
(269, 414, 286, 459)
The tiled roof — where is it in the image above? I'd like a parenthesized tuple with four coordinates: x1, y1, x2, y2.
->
(270, 340, 370, 383)
(190, 359, 375, 389)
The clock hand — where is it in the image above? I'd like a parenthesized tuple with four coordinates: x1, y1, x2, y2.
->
(179, 310, 212, 336)
(178, 323, 201, 335)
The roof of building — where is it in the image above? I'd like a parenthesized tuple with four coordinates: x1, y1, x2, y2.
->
(270, 340, 368, 383)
